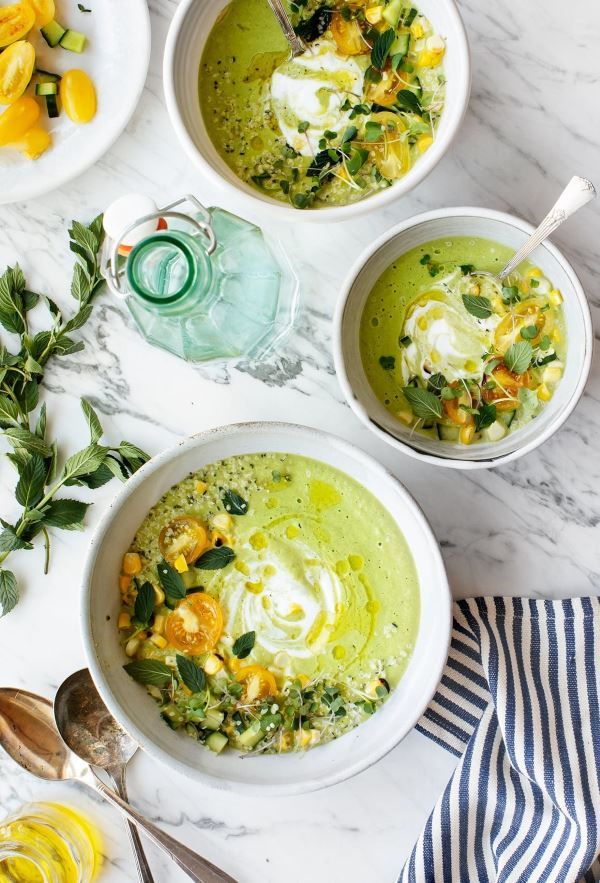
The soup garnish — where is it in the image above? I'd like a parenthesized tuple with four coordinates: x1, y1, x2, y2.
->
(119, 453, 420, 754)
(359, 237, 566, 445)
(199, 0, 446, 208)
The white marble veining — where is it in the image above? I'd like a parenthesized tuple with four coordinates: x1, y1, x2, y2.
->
(0, 0, 599, 880)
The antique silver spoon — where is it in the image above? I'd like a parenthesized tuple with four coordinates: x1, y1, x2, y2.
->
(0, 687, 236, 883)
(53, 670, 155, 883)
(267, 0, 306, 57)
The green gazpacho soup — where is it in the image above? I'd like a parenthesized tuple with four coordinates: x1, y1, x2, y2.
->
(360, 237, 566, 445)
(199, 0, 446, 209)
(119, 453, 419, 755)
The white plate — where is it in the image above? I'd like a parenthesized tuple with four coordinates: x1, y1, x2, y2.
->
(0, 0, 150, 204)
(82, 422, 451, 795)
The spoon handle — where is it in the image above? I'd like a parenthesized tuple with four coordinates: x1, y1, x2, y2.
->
(108, 768, 156, 883)
(91, 777, 237, 883)
(267, 0, 305, 56)
(499, 176, 596, 279)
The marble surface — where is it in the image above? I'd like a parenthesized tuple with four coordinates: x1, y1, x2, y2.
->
(0, 0, 599, 880)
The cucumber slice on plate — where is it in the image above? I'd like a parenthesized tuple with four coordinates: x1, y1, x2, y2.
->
(35, 82, 58, 96)
(205, 731, 228, 754)
(41, 20, 67, 48)
(60, 29, 87, 53)
(36, 69, 61, 84)
(45, 93, 60, 118)
(437, 424, 460, 442)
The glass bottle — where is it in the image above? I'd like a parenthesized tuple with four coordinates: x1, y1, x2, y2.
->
(0, 802, 101, 883)
(102, 195, 299, 363)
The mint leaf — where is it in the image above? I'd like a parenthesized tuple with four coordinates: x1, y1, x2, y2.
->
(157, 559, 186, 600)
(195, 546, 235, 570)
(403, 387, 443, 420)
(15, 454, 46, 508)
(81, 398, 103, 444)
(124, 659, 173, 686)
(371, 28, 395, 69)
(504, 341, 533, 374)
(462, 294, 492, 319)
(176, 655, 206, 693)
(43, 499, 90, 530)
(134, 581, 155, 625)
(474, 402, 497, 432)
(221, 490, 248, 515)
(233, 630, 256, 659)
(0, 570, 18, 616)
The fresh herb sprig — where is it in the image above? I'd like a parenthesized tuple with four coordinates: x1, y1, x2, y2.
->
(0, 217, 150, 616)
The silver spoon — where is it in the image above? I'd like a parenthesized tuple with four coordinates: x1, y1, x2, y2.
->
(54, 670, 154, 883)
(267, 0, 306, 57)
(0, 687, 236, 883)
(481, 176, 595, 283)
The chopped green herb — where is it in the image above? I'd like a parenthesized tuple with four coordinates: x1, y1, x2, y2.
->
(379, 355, 396, 370)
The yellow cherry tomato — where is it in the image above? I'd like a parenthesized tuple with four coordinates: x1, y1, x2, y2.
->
(24, 0, 55, 28)
(16, 125, 50, 159)
(494, 304, 544, 354)
(0, 40, 35, 105)
(0, 96, 39, 146)
(59, 69, 97, 124)
(159, 515, 208, 565)
(165, 593, 223, 655)
(330, 12, 369, 55)
(0, 3, 35, 48)
(236, 665, 278, 701)
(368, 111, 411, 179)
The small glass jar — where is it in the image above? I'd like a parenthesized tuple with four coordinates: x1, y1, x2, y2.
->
(0, 802, 101, 883)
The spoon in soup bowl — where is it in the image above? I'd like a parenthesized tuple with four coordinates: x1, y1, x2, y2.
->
(464, 176, 595, 292)
(0, 686, 236, 883)
(266, 0, 307, 57)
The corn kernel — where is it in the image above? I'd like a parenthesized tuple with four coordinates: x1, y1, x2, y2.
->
(543, 365, 563, 385)
(297, 674, 310, 689)
(552, 328, 561, 343)
(526, 267, 543, 279)
(279, 731, 294, 751)
(125, 637, 140, 657)
(549, 288, 563, 306)
(396, 409, 413, 425)
(152, 614, 166, 635)
(122, 552, 142, 575)
(416, 133, 433, 153)
(150, 633, 168, 649)
(212, 513, 232, 531)
(195, 481, 207, 493)
(492, 296, 506, 314)
(410, 20, 424, 37)
(228, 657, 242, 673)
(459, 424, 475, 445)
(118, 612, 131, 630)
(296, 729, 313, 749)
(119, 574, 132, 593)
(153, 584, 165, 606)
(203, 653, 224, 675)
(537, 384, 552, 402)
(173, 554, 188, 573)
(365, 5, 383, 23)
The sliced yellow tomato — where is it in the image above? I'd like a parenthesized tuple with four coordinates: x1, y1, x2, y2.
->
(367, 70, 402, 107)
(24, 0, 55, 28)
(483, 364, 530, 412)
(165, 593, 223, 654)
(59, 69, 97, 124)
(368, 111, 411, 179)
(494, 304, 545, 354)
(159, 516, 207, 565)
(0, 3, 35, 48)
(0, 40, 35, 105)
(0, 95, 39, 145)
(16, 125, 50, 158)
(443, 385, 472, 426)
(330, 12, 369, 55)
(236, 665, 278, 701)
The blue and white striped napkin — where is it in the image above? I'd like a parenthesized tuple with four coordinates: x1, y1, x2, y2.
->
(400, 597, 600, 883)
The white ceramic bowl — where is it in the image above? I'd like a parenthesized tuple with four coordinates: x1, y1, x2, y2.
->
(163, 0, 470, 222)
(0, 0, 150, 205)
(333, 208, 593, 469)
(82, 422, 451, 795)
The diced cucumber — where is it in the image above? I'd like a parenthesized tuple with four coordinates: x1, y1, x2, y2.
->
(383, 0, 404, 27)
(403, 7, 418, 26)
(206, 732, 228, 754)
(203, 710, 225, 731)
(45, 94, 60, 119)
(497, 410, 517, 428)
(437, 424, 460, 442)
(60, 29, 87, 53)
(41, 20, 67, 48)
(390, 32, 410, 59)
(237, 720, 265, 749)
(483, 421, 507, 443)
(36, 82, 58, 96)
(35, 69, 61, 84)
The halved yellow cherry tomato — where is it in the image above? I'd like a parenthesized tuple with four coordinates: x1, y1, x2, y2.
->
(367, 70, 402, 107)
(0, 3, 35, 48)
(330, 12, 369, 55)
(16, 125, 50, 159)
(59, 69, 97, 124)
(494, 304, 545, 354)
(368, 111, 411, 179)
(0, 95, 39, 145)
(443, 385, 473, 426)
(24, 0, 55, 28)
(159, 516, 207, 565)
(0, 40, 35, 105)
(483, 364, 531, 412)
(236, 665, 278, 701)
(165, 593, 223, 654)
